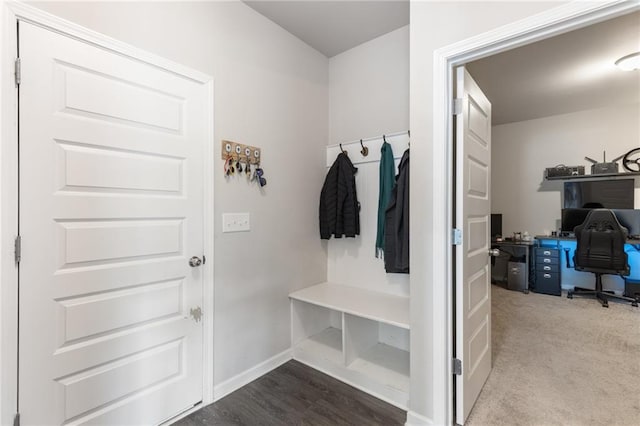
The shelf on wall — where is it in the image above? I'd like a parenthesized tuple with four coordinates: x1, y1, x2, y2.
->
(545, 171, 640, 181)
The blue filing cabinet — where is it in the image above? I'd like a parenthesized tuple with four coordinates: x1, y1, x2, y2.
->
(534, 246, 562, 296)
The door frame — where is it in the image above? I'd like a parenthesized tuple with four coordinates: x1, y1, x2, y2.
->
(0, 2, 215, 424)
(430, 0, 640, 424)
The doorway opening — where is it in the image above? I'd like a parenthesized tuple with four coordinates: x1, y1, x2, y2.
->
(441, 2, 640, 425)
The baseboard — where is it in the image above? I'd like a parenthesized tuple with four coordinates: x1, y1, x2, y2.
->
(405, 411, 434, 426)
(213, 349, 292, 402)
(160, 402, 205, 426)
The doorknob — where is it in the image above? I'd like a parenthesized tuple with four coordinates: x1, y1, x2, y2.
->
(488, 248, 500, 257)
(189, 256, 202, 267)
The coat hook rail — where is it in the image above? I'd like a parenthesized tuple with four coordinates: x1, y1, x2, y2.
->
(326, 130, 410, 150)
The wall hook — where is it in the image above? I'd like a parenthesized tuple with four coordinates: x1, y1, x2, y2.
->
(360, 139, 369, 157)
(383, 134, 387, 143)
(340, 143, 348, 156)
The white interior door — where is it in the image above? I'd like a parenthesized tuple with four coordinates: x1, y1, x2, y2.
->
(18, 21, 207, 425)
(454, 66, 492, 425)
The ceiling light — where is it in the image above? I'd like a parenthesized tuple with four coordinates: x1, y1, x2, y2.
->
(615, 52, 640, 71)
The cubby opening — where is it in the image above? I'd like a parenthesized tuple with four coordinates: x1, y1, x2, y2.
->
(344, 314, 410, 393)
(291, 299, 343, 364)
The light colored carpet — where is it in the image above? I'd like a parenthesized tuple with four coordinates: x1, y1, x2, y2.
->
(466, 285, 640, 426)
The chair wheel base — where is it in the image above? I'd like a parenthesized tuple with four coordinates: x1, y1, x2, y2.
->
(569, 286, 637, 307)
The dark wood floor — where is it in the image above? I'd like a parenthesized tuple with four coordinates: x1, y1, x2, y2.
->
(174, 360, 406, 425)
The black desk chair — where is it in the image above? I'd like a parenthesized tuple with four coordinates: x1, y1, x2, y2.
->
(568, 209, 639, 308)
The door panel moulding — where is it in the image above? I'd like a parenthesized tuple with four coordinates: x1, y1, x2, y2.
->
(417, 1, 640, 425)
(1, 2, 215, 424)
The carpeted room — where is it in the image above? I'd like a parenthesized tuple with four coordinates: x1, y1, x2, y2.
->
(467, 285, 639, 426)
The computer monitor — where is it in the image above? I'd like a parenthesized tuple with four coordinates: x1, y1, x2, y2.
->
(562, 208, 640, 238)
(491, 214, 502, 239)
(561, 208, 591, 234)
(564, 179, 634, 209)
(612, 209, 640, 238)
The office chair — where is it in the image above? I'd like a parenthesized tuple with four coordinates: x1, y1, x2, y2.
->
(568, 209, 639, 308)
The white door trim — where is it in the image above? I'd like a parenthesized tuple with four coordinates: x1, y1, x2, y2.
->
(426, 1, 640, 425)
(0, 1, 215, 423)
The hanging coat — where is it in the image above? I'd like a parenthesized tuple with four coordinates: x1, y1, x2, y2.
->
(319, 152, 360, 239)
(376, 142, 395, 257)
(385, 149, 409, 273)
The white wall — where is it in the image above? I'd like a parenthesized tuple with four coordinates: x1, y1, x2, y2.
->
(329, 25, 409, 144)
(27, 0, 329, 389)
(492, 103, 640, 237)
(409, 1, 566, 424)
(327, 26, 410, 297)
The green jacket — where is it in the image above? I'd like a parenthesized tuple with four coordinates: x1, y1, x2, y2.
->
(376, 142, 395, 257)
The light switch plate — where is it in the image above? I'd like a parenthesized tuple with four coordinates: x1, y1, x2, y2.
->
(223, 213, 250, 232)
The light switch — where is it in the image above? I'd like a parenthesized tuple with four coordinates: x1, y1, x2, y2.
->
(223, 213, 250, 233)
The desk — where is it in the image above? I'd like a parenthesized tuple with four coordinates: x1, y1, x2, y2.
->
(536, 235, 640, 245)
(491, 240, 534, 293)
(535, 236, 640, 294)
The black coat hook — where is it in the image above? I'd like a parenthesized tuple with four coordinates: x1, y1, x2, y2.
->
(360, 139, 369, 157)
(383, 134, 387, 143)
(340, 143, 348, 156)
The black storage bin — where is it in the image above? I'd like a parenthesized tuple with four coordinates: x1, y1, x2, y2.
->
(507, 261, 527, 292)
(624, 279, 640, 299)
(491, 251, 509, 285)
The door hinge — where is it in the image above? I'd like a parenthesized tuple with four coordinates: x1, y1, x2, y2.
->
(13, 412, 20, 426)
(14, 58, 21, 86)
(452, 228, 462, 246)
(453, 98, 463, 115)
(453, 358, 462, 375)
(14, 235, 21, 264)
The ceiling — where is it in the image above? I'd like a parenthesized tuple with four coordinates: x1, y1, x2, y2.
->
(467, 11, 640, 125)
(244, 1, 409, 57)
(244, 3, 638, 125)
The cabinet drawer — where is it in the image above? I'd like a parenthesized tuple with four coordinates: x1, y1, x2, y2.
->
(536, 263, 559, 273)
(535, 271, 561, 296)
(537, 271, 560, 281)
(536, 248, 559, 257)
(536, 255, 559, 265)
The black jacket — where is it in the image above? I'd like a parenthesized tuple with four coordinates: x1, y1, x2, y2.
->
(385, 149, 409, 273)
(319, 153, 360, 239)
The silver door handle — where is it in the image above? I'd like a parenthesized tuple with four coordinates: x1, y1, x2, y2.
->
(189, 256, 202, 267)
(489, 248, 500, 257)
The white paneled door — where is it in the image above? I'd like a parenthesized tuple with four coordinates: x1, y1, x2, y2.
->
(18, 22, 207, 425)
(455, 66, 492, 425)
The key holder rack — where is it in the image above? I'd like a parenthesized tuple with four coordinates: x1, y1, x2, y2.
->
(221, 140, 261, 165)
